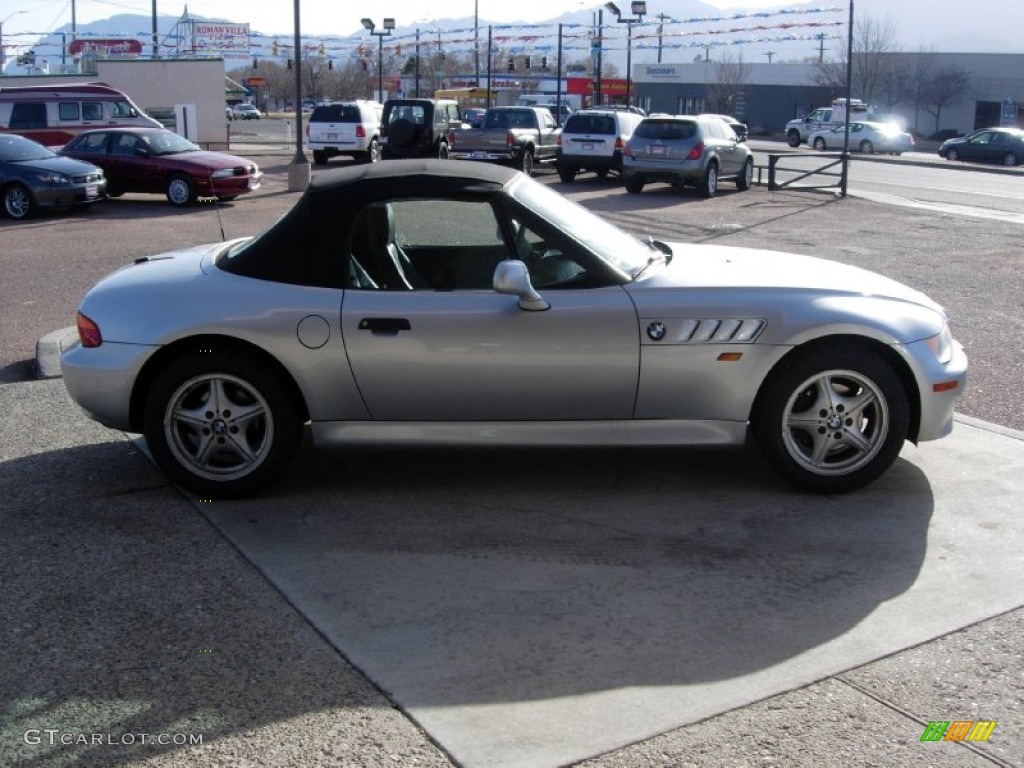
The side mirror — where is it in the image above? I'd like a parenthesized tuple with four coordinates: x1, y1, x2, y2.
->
(493, 260, 549, 311)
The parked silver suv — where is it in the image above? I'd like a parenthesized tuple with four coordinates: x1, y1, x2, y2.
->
(556, 109, 644, 182)
(621, 115, 754, 198)
(306, 100, 383, 165)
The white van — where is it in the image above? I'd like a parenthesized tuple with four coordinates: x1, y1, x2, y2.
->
(0, 82, 162, 147)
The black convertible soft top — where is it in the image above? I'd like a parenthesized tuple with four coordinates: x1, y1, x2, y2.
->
(220, 160, 518, 289)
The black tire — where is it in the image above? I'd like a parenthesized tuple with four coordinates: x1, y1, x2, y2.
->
(366, 138, 381, 163)
(699, 162, 718, 198)
(557, 165, 577, 183)
(106, 189, 124, 198)
(312, 150, 328, 166)
(736, 157, 753, 190)
(388, 118, 416, 147)
(1003, 152, 1019, 167)
(624, 177, 644, 194)
(519, 148, 534, 176)
(165, 175, 196, 207)
(595, 168, 610, 180)
(751, 344, 910, 494)
(946, 147, 960, 161)
(437, 141, 449, 160)
(786, 130, 801, 148)
(3, 182, 34, 219)
(812, 137, 826, 151)
(143, 349, 302, 498)
(859, 139, 874, 154)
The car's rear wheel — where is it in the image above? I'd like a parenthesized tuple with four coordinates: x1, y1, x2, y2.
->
(700, 162, 718, 198)
(312, 150, 328, 166)
(557, 165, 577, 183)
(946, 147, 960, 161)
(751, 344, 910, 493)
(812, 137, 826, 151)
(859, 139, 874, 154)
(3, 182, 33, 219)
(143, 350, 302, 498)
(1003, 152, 1019, 166)
(366, 138, 381, 163)
(624, 177, 644, 194)
(595, 168, 610, 180)
(786, 130, 801, 147)
(437, 141, 449, 159)
(519, 148, 534, 176)
(166, 175, 195, 206)
(736, 157, 754, 190)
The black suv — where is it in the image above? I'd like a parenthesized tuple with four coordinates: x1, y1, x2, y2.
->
(380, 99, 463, 159)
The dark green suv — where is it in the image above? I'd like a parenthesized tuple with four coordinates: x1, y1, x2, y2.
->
(380, 98, 463, 159)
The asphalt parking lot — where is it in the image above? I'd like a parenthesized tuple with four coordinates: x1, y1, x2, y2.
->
(1, 154, 1022, 767)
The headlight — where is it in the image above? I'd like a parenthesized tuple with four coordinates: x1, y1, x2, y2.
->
(210, 168, 236, 179)
(925, 324, 954, 364)
(35, 172, 70, 185)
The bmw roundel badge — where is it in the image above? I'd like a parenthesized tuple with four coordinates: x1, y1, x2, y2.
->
(647, 321, 666, 341)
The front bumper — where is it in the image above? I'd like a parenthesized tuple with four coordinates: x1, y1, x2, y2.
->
(903, 337, 969, 442)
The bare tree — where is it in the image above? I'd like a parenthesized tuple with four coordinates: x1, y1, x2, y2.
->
(922, 64, 970, 134)
(814, 13, 900, 103)
(904, 46, 937, 134)
(706, 50, 750, 115)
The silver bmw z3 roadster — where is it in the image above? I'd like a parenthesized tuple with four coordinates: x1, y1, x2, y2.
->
(61, 160, 967, 497)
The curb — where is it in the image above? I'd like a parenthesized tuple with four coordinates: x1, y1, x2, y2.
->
(35, 326, 76, 380)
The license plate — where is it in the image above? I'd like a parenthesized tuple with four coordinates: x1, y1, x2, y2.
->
(582, 142, 594, 150)
(471, 151, 488, 159)
(86, 183, 99, 198)
(650, 145, 666, 155)
(327, 133, 337, 140)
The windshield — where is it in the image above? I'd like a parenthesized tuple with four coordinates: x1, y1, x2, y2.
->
(0, 135, 57, 162)
(509, 175, 653, 276)
(142, 131, 200, 155)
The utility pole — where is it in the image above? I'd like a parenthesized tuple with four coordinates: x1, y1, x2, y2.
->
(764, 51, 776, 63)
(656, 12, 669, 64)
(816, 33, 826, 63)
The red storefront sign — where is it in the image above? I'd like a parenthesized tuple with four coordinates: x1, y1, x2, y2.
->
(68, 39, 143, 56)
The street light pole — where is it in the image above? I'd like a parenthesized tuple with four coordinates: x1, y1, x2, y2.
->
(605, 1, 647, 110)
(362, 17, 394, 102)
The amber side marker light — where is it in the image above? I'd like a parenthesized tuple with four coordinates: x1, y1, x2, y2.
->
(77, 312, 103, 348)
(933, 380, 959, 392)
(717, 352, 744, 362)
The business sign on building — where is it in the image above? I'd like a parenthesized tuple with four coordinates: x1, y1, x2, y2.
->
(191, 22, 251, 59)
(68, 39, 143, 56)
(643, 65, 681, 80)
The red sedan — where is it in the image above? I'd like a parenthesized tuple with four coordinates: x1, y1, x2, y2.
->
(61, 127, 262, 206)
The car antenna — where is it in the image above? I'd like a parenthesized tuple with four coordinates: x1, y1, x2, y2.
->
(207, 169, 226, 241)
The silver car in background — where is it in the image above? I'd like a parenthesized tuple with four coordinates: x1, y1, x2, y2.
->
(810, 121, 916, 155)
(61, 161, 966, 498)
(622, 115, 754, 197)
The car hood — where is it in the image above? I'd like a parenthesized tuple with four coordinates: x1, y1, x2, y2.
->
(634, 243, 943, 311)
(12, 155, 102, 175)
(162, 150, 256, 169)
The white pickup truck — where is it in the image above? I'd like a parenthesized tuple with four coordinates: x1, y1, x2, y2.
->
(785, 99, 868, 147)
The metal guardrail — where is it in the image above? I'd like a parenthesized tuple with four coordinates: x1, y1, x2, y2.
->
(759, 152, 849, 194)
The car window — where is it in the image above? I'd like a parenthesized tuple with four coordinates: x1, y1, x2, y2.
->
(110, 100, 138, 117)
(635, 120, 696, 141)
(58, 102, 80, 121)
(311, 104, 361, 122)
(9, 103, 47, 130)
(82, 102, 103, 120)
(111, 133, 143, 156)
(76, 132, 109, 153)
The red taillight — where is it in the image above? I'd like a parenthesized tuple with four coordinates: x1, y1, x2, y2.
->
(614, 136, 625, 149)
(356, 124, 366, 138)
(686, 142, 705, 161)
(556, 134, 562, 146)
(624, 143, 633, 157)
(77, 311, 102, 348)
(506, 131, 516, 147)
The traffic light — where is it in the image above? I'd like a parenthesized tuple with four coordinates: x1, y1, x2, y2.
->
(272, 40, 279, 56)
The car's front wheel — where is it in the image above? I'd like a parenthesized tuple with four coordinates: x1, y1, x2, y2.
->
(859, 139, 874, 154)
(736, 157, 754, 190)
(786, 130, 801, 148)
(751, 344, 910, 493)
(143, 350, 302, 497)
(2, 182, 33, 219)
(166, 175, 196, 206)
(812, 137, 826, 151)
(437, 141, 450, 160)
(946, 148, 960, 161)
